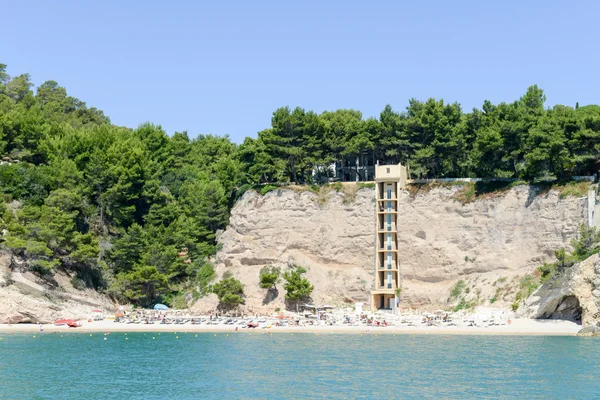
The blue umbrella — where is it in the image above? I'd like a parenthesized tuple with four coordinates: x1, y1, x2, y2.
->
(154, 304, 168, 310)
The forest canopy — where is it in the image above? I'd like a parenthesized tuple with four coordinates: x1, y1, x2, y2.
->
(1, 63, 598, 306)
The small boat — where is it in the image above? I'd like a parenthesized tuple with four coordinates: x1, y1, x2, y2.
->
(67, 321, 82, 328)
(247, 322, 258, 328)
(55, 319, 76, 326)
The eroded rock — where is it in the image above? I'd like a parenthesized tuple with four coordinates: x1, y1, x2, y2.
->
(206, 185, 586, 313)
(520, 253, 600, 326)
(578, 325, 600, 336)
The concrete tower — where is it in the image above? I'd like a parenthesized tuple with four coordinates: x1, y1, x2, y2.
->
(371, 163, 407, 313)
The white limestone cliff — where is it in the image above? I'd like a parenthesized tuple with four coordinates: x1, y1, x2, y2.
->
(0, 253, 113, 324)
(205, 185, 587, 314)
(519, 253, 600, 326)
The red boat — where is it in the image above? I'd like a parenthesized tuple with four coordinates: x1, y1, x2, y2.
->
(55, 319, 76, 326)
(247, 322, 258, 328)
(67, 321, 82, 328)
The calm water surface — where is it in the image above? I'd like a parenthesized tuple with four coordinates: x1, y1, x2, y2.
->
(0, 332, 599, 399)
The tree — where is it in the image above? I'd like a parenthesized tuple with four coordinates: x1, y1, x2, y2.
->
(523, 115, 569, 179)
(238, 136, 284, 183)
(116, 265, 169, 308)
(283, 265, 314, 311)
(259, 266, 280, 289)
(261, 107, 322, 183)
(212, 273, 244, 306)
(178, 179, 228, 243)
(106, 223, 147, 273)
(5, 73, 33, 103)
(0, 63, 9, 87)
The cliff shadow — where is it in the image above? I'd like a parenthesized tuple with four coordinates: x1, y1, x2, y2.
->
(262, 287, 279, 305)
(525, 185, 540, 208)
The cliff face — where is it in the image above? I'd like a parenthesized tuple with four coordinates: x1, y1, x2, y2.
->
(0, 252, 113, 324)
(520, 253, 600, 326)
(210, 185, 587, 313)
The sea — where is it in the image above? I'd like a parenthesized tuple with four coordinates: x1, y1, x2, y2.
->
(0, 332, 598, 399)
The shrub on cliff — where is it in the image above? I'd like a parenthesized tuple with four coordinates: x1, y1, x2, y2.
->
(538, 224, 600, 283)
(515, 275, 540, 302)
(571, 223, 600, 259)
(450, 280, 465, 299)
(259, 184, 278, 195)
(259, 266, 280, 289)
(283, 265, 314, 310)
(212, 272, 244, 306)
(194, 260, 216, 297)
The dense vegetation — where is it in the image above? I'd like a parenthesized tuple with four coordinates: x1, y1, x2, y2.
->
(0, 63, 598, 307)
(244, 86, 600, 183)
(0, 64, 238, 307)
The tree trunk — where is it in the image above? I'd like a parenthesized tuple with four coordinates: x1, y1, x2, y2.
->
(291, 158, 297, 183)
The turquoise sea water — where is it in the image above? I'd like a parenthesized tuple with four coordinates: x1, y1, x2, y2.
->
(0, 332, 599, 399)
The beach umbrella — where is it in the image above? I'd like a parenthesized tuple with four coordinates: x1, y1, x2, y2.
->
(154, 304, 169, 311)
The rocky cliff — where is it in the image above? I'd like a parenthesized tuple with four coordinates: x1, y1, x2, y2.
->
(206, 184, 587, 313)
(520, 253, 600, 326)
(0, 252, 112, 324)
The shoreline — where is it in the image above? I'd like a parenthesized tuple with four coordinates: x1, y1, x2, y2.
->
(0, 319, 582, 336)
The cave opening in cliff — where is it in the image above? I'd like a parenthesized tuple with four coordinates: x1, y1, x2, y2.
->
(544, 295, 582, 323)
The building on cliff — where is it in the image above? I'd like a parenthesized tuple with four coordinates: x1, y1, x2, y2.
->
(371, 163, 408, 313)
(334, 152, 376, 182)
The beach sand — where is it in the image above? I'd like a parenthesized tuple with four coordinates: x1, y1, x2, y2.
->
(0, 318, 582, 336)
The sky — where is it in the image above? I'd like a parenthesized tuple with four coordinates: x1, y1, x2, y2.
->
(3, 1, 599, 143)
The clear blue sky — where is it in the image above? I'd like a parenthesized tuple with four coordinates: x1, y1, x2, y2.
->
(3, 1, 598, 143)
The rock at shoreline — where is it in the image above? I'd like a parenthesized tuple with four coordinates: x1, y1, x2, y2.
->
(577, 325, 600, 336)
(520, 253, 600, 326)
(0, 252, 113, 324)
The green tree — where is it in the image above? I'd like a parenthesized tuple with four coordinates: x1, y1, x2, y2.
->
(259, 266, 280, 289)
(283, 265, 314, 310)
(261, 107, 322, 183)
(212, 273, 244, 306)
(5, 73, 33, 103)
(178, 179, 228, 243)
(106, 223, 147, 273)
(116, 265, 169, 308)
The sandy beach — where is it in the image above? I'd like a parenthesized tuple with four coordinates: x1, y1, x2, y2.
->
(0, 318, 582, 336)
